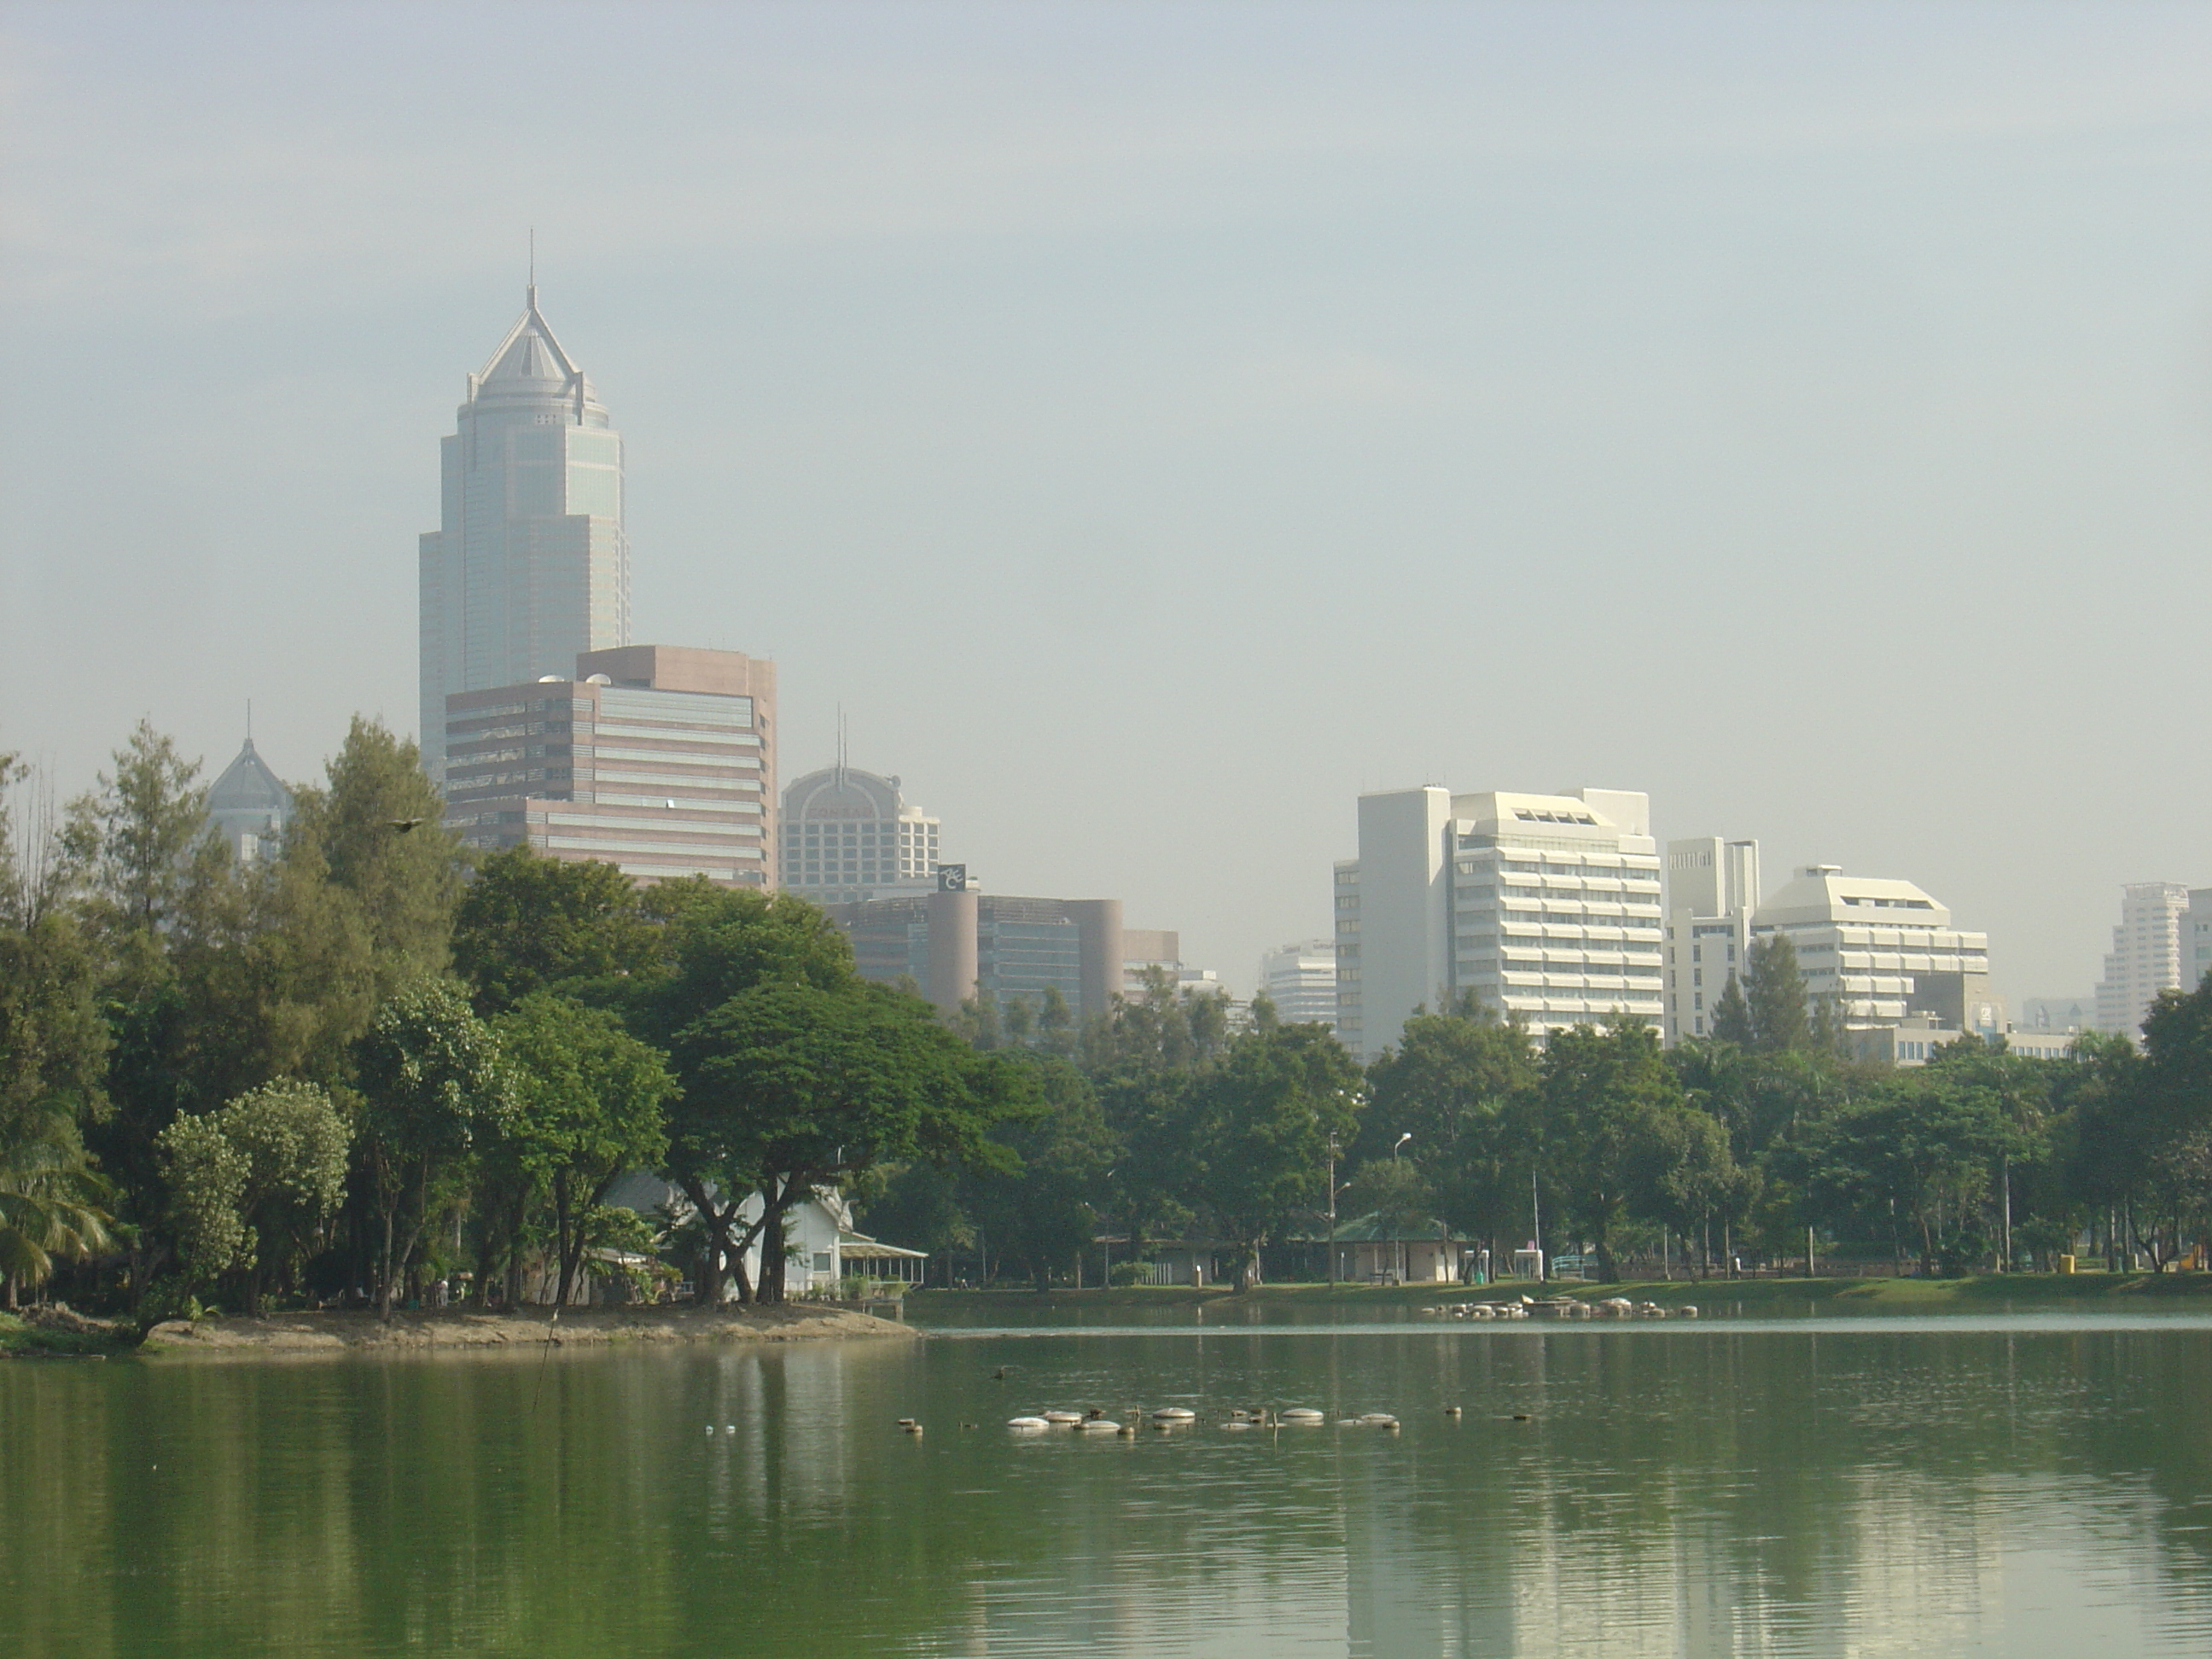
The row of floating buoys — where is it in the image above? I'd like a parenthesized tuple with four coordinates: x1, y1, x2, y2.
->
(1419, 1297, 1699, 1319)
(1004, 1406, 1407, 1432)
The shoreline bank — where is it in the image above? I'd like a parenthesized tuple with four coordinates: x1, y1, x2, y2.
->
(5, 1303, 917, 1359)
(905, 1272, 2212, 1316)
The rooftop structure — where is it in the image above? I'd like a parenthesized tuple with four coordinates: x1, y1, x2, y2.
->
(1751, 864, 1998, 1035)
(444, 643, 775, 888)
(420, 285, 629, 783)
(204, 736, 294, 864)
(778, 765, 940, 904)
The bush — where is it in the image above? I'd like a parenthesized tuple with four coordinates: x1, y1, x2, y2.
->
(1109, 1260, 1150, 1289)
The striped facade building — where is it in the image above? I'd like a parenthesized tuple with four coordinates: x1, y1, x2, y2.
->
(444, 643, 776, 888)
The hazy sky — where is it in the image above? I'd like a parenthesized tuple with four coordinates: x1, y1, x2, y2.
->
(5, 2, 2212, 1002)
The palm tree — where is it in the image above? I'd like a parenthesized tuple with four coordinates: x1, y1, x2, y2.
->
(0, 1099, 115, 1308)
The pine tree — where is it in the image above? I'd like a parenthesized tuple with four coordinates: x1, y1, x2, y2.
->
(1743, 934, 1810, 1055)
(1708, 973, 1754, 1046)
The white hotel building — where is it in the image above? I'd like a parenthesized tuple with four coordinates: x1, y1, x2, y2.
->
(1334, 787, 1663, 1062)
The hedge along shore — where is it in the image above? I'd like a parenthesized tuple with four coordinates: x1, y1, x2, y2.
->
(133, 1303, 918, 1358)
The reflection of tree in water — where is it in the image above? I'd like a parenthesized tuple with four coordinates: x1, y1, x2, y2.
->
(9, 1327, 2212, 1656)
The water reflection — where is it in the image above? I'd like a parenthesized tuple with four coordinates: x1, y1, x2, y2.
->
(5, 1324, 2212, 1656)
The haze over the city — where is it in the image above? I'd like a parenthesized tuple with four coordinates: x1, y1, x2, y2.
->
(6, 1, 2212, 1001)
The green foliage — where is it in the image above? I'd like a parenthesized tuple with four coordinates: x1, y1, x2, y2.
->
(1185, 1021, 1363, 1287)
(293, 717, 465, 996)
(1708, 974, 1753, 1047)
(1364, 998, 1536, 1250)
(961, 1054, 1112, 1289)
(669, 978, 1028, 1301)
(60, 719, 210, 968)
(0, 1095, 115, 1301)
(493, 992, 673, 1305)
(1743, 934, 1809, 1056)
(156, 1080, 350, 1310)
(452, 847, 658, 1016)
(354, 977, 510, 1315)
(1536, 1020, 1687, 1281)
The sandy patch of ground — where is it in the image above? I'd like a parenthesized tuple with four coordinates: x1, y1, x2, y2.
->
(141, 1302, 916, 1356)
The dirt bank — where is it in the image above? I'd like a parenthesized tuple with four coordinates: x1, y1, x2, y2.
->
(139, 1303, 917, 1357)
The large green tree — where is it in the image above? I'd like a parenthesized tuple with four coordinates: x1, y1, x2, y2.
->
(1535, 1019, 1685, 1281)
(493, 992, 674, 1307)
(294, 717, 465, 998)
(1362, 995, 1539, 1265)
(452, 847, 659, 1017)
(1185, 1021, 1363, 1289)
(156, 1080, 350, 1313)
(669, 980, 1029, 1302)
(960, 1054, 1112, 1290)
(354, 978, 511, 1317)
(1743, 934, 1810, 1056)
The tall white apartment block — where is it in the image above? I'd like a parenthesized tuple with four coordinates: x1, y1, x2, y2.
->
(420, 286, 630, 783)
(2184, 889, 2212, 1000)
(1260, 939, 1339, 1030)
(1753, 865, 1998, 1034)
(2094, 882, 2192, 1039)
(1332, 786, 1662, 1062)
(1662, 837, 1761, 1043)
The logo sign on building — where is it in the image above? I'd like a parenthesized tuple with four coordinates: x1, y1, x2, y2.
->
(937, 864, 969, 893)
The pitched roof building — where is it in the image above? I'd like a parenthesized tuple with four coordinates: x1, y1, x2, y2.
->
(205, 736, 293, 864)
(419, 285, 630, 784)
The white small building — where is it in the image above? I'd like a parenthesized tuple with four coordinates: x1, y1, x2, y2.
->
(605, 1173, 924, 1298)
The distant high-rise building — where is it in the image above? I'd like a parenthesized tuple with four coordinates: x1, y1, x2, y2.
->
(1662, 837, 1760, 1043)
(778, 765, 940, 904)
(444, 644, 774, 888)
(1260, 939, 1338, 1030)
(2093, 882, 2192, 1039)
(1333, 786, 1663, 1062)
(2183, 889, 2212, 1000)
(826, 880, 1124, 1020)
(419, 285, 629, 783)
(1752, 865, 1998, 1036)
(204, 736, 293, 865)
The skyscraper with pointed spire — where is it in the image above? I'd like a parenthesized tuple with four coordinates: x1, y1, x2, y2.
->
(418, 285, 630, 782)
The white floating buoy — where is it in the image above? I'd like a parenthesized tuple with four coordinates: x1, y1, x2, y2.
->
(1007, 1416, 1049, 1430)
(1679, 1306, 1700, 1318)
(1041, 1410, 1083, 1424)
(1357, 1413, 1400, 1428)
(1079, 1419, 1121, 1433)
(1281, 1408, 1325, 1423)
(1151, 1407, 1196, 1422)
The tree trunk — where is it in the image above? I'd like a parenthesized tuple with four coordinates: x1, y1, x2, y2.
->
(552, 1172, 577, 1308)
(378, 1202, 398, 1320)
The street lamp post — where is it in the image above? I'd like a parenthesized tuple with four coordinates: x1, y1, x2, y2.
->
(1393, 1133, 1412, 1282)
(1326, 1134, 1340, 1289)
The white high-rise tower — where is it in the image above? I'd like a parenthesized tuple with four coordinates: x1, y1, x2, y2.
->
(418, 285, 630, 782)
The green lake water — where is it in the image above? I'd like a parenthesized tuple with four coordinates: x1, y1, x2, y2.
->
(9, 1306, 2212, 1657)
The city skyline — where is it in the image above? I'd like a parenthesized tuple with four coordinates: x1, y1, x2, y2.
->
(9, 5, 2212, 1002)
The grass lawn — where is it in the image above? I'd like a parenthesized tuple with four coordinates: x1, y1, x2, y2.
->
(0, 1310, 135, 1357)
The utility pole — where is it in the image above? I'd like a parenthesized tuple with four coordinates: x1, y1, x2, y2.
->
(2001, 1153, 2013, 1272)
(1393, 1132, 1412, 1283)
(1325, 1134, 1340, 1289)
(1531, 1166, 1545, 1283)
